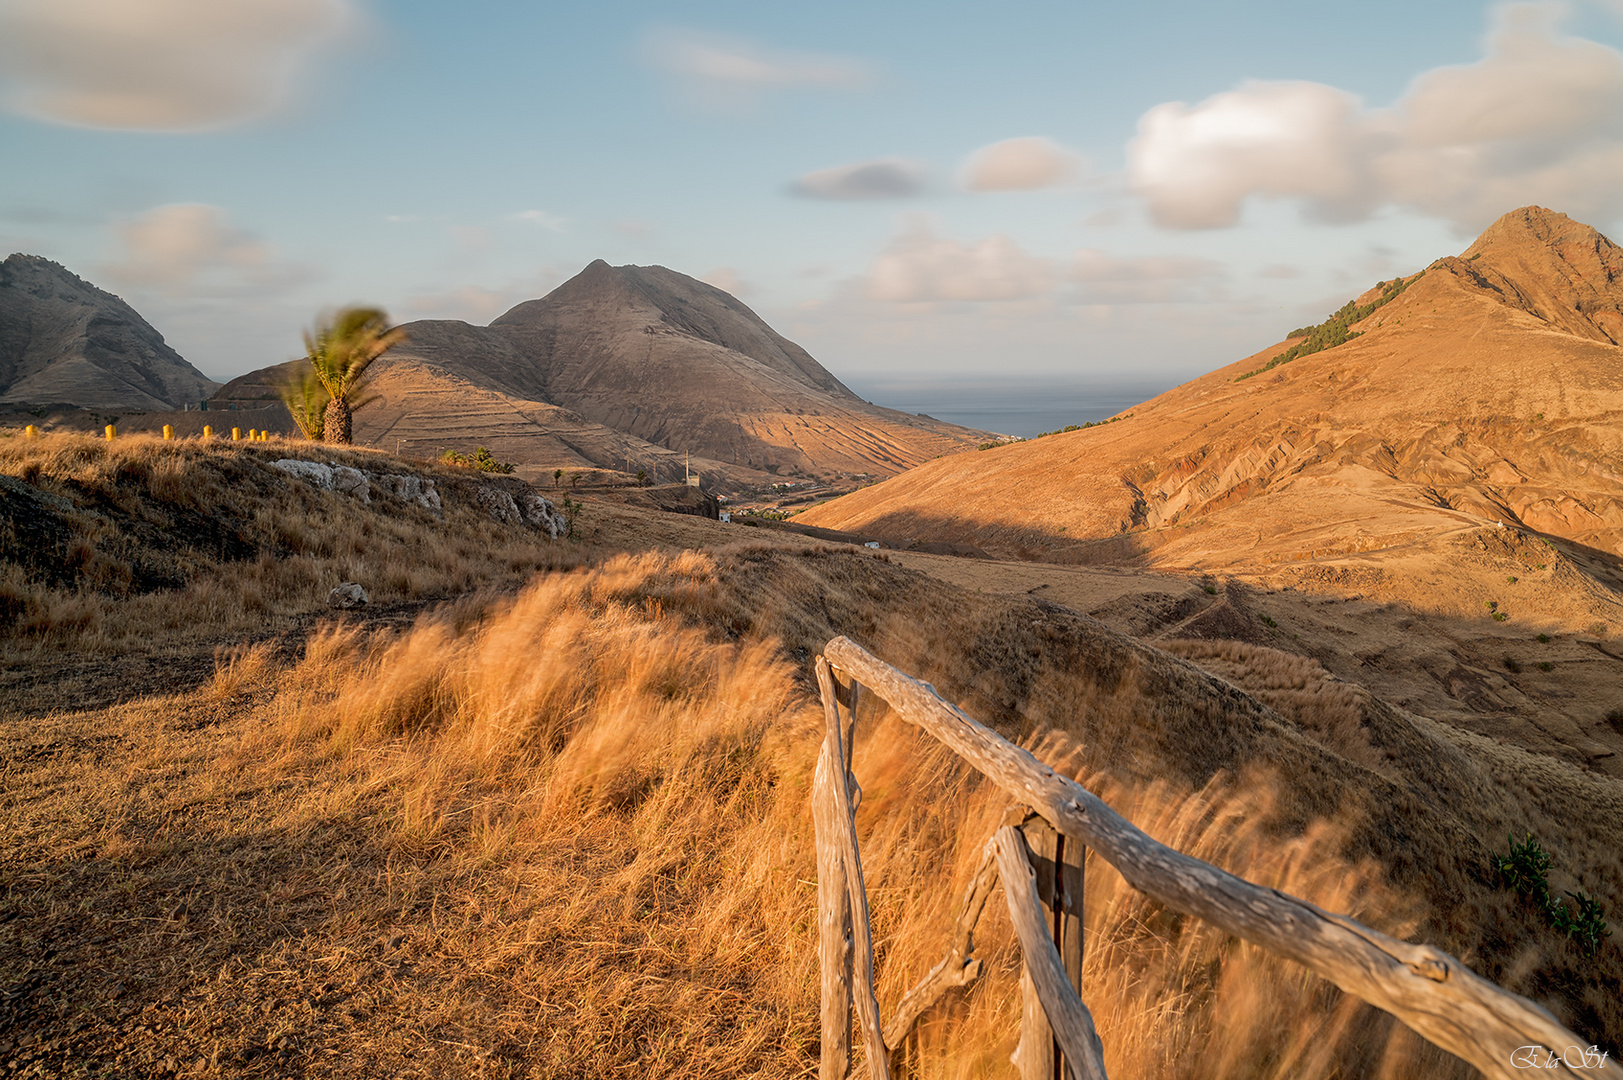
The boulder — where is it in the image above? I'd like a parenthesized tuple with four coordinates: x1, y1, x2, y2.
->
(269, 459, 335, 489)
(330, 466, 370, 504)
(327, 582, 368, 609)
(374, 472, 442, 512)
(520, 494, 564, 539)
(477, 485, 523, 525)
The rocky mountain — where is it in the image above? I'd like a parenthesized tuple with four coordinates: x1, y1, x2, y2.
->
(800, 207, 1623, 570)
(0, 255, 219, 410)
(214, 262, 990, 486)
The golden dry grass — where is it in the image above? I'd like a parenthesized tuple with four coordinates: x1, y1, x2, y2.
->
(4, 442, 1619, 1077)
(0, 431, 594, 659)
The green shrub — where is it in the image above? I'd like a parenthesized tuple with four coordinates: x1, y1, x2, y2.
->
(1537, 633, 1551, 643)
(440, 447, 516, 474)
(1504, 656, 1522, 674)
(1550, 891, 1612, 957)
(1235, 274, 1422, 382)
(1495, 834, 1612, 956)
(1496, 833, 1552, 909)
(1538, 662, 1553, 672)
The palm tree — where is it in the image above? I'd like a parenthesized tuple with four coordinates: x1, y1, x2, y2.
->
(302, 307, 407, 445)
(279, 368, 329, 440)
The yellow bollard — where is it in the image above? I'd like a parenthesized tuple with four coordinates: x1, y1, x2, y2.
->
(24, 424, 37, 439)
(105, 424, 116, 440)
(202, 425, 213, 439)
(163, 424, 174, 440)
(232, 427, 241, 441)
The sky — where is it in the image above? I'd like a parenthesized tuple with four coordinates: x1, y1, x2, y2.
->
(6, 0, 1623, 416)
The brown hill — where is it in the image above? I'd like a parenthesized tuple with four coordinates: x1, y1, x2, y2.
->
(801, 207, 1623, 572)
(0, 254, 219, 410)
(214, 262, 990, 487)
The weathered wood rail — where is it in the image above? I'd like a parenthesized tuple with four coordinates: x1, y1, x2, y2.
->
(811, 635, 1593, 1080)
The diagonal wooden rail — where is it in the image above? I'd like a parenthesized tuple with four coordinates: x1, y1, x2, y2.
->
(816, 635, 1595, 1080)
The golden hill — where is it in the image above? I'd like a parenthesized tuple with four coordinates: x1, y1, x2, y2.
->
(801, 207, 1623, 574)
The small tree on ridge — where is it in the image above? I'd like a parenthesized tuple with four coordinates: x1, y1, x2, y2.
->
(302, 307, 407, 445)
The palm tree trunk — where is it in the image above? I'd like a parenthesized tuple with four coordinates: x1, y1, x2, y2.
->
(323, 396, 353, 445)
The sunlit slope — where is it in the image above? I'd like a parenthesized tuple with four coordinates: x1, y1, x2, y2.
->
(800, 207, 1623, 566)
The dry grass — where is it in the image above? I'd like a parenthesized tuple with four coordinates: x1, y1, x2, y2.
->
(0, 432, 593, 660)
(4, 527, 1619, 1075)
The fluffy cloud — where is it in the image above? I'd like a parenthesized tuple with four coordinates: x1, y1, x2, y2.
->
(1071, 249, 1225, 304)
(1127, 3, 1623, 230)
(0, 0, 353, 131)
(866, 220, 1052, 302)
(643, 28, 873, 112)
(1129, 80, 1375, 228)
(104, 203, 304, 294)
(792, 157, 928, 200)
(960, 136, 1082, 191)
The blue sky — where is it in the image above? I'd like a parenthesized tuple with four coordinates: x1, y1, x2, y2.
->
(5, 0, 1623, 403)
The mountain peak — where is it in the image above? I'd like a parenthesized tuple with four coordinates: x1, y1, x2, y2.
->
(1, 254, 220, 409)
(1440, 207, 1623, 345)
(1463, 205, 1615, 259)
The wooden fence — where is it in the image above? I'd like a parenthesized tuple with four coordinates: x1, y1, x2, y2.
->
(810, 635, 1593, 1080)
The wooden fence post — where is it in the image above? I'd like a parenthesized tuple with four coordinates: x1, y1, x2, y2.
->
(1016, 815, 1087, 1080)
(815, 658, 891, 1080)
(994, 827, 1110, 1080)
(813, 740, 854, 1080)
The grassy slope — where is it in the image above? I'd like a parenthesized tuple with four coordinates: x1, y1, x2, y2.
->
(1, 435, 1618, 1077)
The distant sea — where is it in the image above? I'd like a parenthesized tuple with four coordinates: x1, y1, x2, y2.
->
(845, 376, 1175, 439)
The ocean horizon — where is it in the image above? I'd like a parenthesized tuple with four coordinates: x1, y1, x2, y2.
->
(846, 376, 1176, 439)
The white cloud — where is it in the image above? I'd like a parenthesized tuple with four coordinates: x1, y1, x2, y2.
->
(514, 210, 568, 231)
(1127, 3, 1623, 230)
(103, 203, 304, 295)
(793, 157, 928, 200)
(643, 28, 873, 113)
(1129, 80, 1375, 228)
(0, 0, 354, 131)
(1071, 249, 1225, 304)
(866, 219, 1053, 302)
(961, 136, 1082, 191)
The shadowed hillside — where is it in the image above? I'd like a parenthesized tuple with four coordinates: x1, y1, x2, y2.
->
(0, 255, 219, 411)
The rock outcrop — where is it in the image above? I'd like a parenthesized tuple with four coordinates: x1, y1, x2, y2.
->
(0, 254, 219, 410)
(268, 457, 565, 536)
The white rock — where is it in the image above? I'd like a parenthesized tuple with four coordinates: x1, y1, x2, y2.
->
(270, 459, 334, 489)
(477, 485, 522, 524)
(331, 466, 370, 504)
(373, 472, 442, 512)
(520, 494, 563, 539)
(327, 582, 368, 609)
